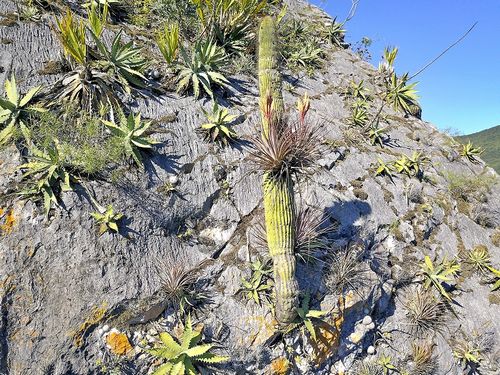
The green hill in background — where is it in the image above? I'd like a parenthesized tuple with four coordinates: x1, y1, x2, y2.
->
(456, 125, 500, 173)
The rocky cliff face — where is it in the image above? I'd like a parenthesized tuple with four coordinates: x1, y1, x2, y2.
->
(0, 1, 499, 374)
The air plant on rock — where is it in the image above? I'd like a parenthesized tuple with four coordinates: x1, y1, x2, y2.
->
(402, 287, 447, 338)
(368, 123, 388, 147)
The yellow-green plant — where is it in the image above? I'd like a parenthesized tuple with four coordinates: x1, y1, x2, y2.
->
(419, 255, 460, 301)
(467, 246, 500, 291)
(257, 16, 298, 324)
(238, 257, 273, 306)
(147, 315, 229, 375)
(90, 204, 123, 235)
(290, 293, 328, 341)
(157, 23, 180, 65)
(385, 72, 419, 114)
(200, 102, 237, 145)
(460, 141, 484, 163)
(177, 39, 229, 99)
(0, 74, 45, 144)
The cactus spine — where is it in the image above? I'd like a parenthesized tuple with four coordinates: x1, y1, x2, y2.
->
(258, 16, 298, 324)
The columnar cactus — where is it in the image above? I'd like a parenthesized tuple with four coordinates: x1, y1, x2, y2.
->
(258, 16, 284, 136)
(258, 16, 298, 324)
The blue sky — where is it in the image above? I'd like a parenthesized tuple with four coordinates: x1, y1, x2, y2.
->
(310, 0, 500, 135)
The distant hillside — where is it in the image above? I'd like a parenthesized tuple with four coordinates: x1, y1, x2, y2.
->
(457, 125, 500, 173)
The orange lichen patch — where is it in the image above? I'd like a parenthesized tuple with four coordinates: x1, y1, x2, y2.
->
(268, 357, 290, 375)
(71, 303, 108, 348)
(246, 314, 278, 347)
(311, 296, 345, 366)
(106, 332, 133, 355)
(0, 208, 16, 234)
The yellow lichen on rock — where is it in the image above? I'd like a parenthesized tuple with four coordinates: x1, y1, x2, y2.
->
(268, 357, 290, 375)
(106, 332, 133, 355)
(0, 208, 15, 234)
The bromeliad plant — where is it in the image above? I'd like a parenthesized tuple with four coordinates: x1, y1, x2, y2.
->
(19, 140, 74, 215)
(0, 75, 45, 145)
(419, 255, 460, 301)
(90, 204, 123, 235)
(148, 315, 229, 375)
(102, 111, 159, 168)
(177, 39, 230, 99)
(200, 102, 238, 145)
(459, 141, 484, 163)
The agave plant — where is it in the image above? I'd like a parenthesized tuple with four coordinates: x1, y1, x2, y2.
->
(102, 111, 158, 168)
(90, 204, 123, 235)
(321, 18, 345, 47)
(157, 23, 180, 65)
(239, 261, 273, 306)
(148, 315, 229, 375)
(378, 46, 398, 75)
(393, 151, 428, 179)
(467, 246, 500, 291)
(285, 293, 328, 341)
(368, 124, 388, 146)
(349, 101, 368, 127)
(193, 0, 267, 55)
(19, 141, 73, 215)
(374, 158, 395, 178)
(385, 72, 419, 114)
(419, 255, 460, 301)
(177, 40, 229, 99)
(90, 30, 148, 91)
(460, 141, 484, 163)
(287, 42, 323, 70)
(0, 75, 45, 144)
(200, 102, 237, 145)
(348, 80, 369, 100)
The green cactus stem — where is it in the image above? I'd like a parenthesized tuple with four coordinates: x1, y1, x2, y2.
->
(258, 16, 298, 324)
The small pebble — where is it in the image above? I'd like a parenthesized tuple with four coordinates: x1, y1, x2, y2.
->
(362, 315, 372, 325)
(366, 322, 376, 330)
(168, 175, 179, 185)
(367, 345, 375, 355)
(102, 324, 110, 332)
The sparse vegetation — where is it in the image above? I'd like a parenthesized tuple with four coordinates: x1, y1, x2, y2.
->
(90, 204, 123, 235)
(284, 293, 328, 342)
